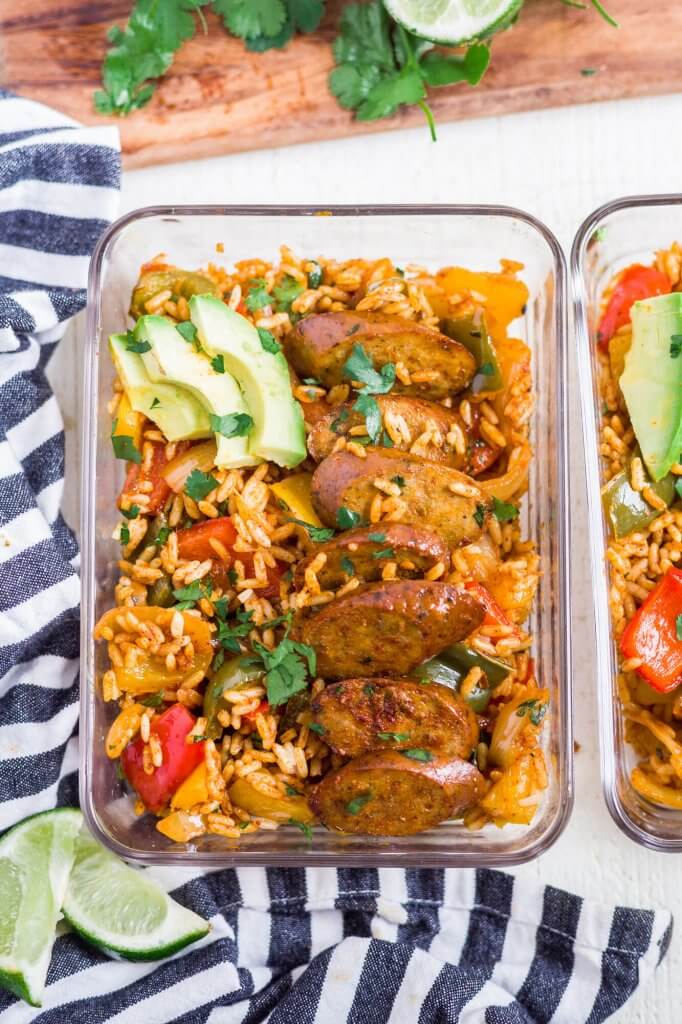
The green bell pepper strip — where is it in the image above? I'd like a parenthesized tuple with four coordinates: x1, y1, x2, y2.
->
(203, 656, 265, 739)
(416, 643, 512, 712)
(442, 315, 503, 394)
(147, 574, 174, 608)
(601, 465, 676, 539)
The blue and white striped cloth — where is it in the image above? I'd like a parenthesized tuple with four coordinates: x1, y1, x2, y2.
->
(0, 90, 673, 1024)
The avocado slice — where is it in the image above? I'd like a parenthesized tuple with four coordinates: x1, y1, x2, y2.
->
(620, 292, 682, 481)
(189, 295, 306, 468)
(109, 334, 212, 442)
(133, 315, 260, 469)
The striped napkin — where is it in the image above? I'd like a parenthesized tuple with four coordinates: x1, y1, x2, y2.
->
(0, 89, 672, 1024)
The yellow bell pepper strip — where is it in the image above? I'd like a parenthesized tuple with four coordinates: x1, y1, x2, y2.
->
(478, 445, 531, 503)
(112, 393, 143, 464)
(435, 265, 529, 333)
(171, 763, 209, 811)
(271, 473, 323, 528)
(620, 568, 682, 693)
(631, 768, 682, 810)
(156, 811, 205, 843)
(228, 778, 316, 824)
(94, 606, 212, 694)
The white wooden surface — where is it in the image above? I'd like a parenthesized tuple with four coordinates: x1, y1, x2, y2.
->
(50, 92, 682, 1022)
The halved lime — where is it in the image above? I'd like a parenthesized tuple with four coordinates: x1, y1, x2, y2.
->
(0, 808, 82, 1007)
(61, 828, 209, 960)
(384, 0, 523, 45)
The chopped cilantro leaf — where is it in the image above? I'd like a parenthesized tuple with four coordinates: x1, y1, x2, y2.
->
(184, 469, 218, 502)
(245, 277, 272, 311)
(289, 818, 313, 841)
(368, 531, 386, 542)
(172, 580, 204, 610)
(211, 354, 225, 374)
(342, 343, 395, 395)
(492, 497, 519, 523)
(120, 504, 140, 520)
(336, 506, 362, 530)
(125, 330, 151, 353)
(340, 555, 355, 576)
(155, 525, 170, 546)
(353, 391, 382, 442)
(286, 784, 303, 797)
(119, 522, 130, 545)
(362, 684, 375, 697)
(515, 698, 549, 727)
(251, 633, 317, 707)
(140, 690, 165, 708)
(473, 503, 487, 528)
(176, 321, 198, 344)
(372, 547, 395, 560)
(391, 475, 405, 489)
(290, 518, 335, 543)
(307, 262, 323, 288)
(309, 722, 325, 734)
(258, 327, 281, 354)
(209, 412, 254, 438)
(479, 361, 494, 376)
(401, 748, 433, 762)
(273, 275, 304, 310)
(215, 609, 254, 653)
(150, 397, 161, 410)
(377, 731, 410, 742)
(331, 408, 350, 433)
(345, 792, 372, 815)
(111, 420, 141, 464)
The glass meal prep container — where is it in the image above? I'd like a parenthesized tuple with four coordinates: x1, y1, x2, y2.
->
(573, 193, 682, 853)
(81, 204, 572, 867)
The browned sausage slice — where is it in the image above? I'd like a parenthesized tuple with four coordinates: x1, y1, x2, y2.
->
(294, 523, 449, 591)
(311, 448, 486, 549)
(307, 394, 502, 477)
(292, 579, 484, 678)
(285, 311, 476, 400)
(311, 677, 479, 759)
(309, 750, 485, 835)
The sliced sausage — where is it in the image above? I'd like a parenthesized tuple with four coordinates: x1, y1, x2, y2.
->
(311, 447, 486, 549)
(294, 523, 449, 591)
(285, 311, 476, 400)
(292, 579, 484, 678)
(310, 750, 485, 835)
(307, 395, 502, 476)
(311, 676, 479, 759)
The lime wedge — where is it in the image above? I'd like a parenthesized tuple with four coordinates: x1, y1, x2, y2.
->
(0, 808, 82, 1007)
(61, 828, 209, 960)
(384, 0, 523, 44)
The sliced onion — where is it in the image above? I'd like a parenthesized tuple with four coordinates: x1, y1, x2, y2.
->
(479, 444, 531, 503)
(162, 440, 217, 493)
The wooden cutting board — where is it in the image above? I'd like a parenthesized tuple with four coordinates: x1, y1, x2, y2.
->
(1, 0, 679, 168)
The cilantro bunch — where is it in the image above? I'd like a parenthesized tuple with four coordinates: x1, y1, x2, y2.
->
(95, 0, 327, 116)
(329, 2, 490, 140)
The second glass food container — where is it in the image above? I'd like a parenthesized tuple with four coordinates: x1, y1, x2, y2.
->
(81, 204, 572, 867)
(573, 193, 682, 852)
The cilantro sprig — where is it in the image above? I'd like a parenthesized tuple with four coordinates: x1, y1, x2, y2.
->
(329, 3, 489, 141)
(249, 631, 317, 707)
(95, 0, 327, 116)
(342, 343, 396, 443)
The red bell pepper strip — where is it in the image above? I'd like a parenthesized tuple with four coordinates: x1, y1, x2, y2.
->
(121, 441, 188, 515)
(620, 567, 682, 693)
(121, 704, 205, 811)
(176, 517, 283, 599)
(597, 264, 671, 350)
(464, 581, 522, 640)
(243, 699, 270, 722)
